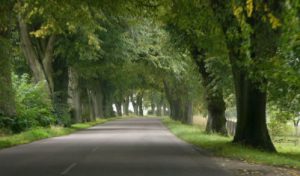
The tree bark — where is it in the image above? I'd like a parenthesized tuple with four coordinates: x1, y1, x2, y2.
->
(41, 35, 56, 95)
(87, 89, 96, 122)
(156, 96, 163, 116)
(192, 47, 227, 135)
(18, 15, 45, 83)
(18, 14, 56, 97)
(130, 94, 138, 116)
(137, 92, 143, 116)
(91, 90, 98, 120)
(163, 104, 168, 116)
(115, 101, 122, 116)
(184, 100, 193, 124)
(156, 104, 162, 116)
(123, 96, 129, 116)
(294, 119, 299, 137)
(150, 102, 156, 115)
(68, 67, 81, 123)
(233, 76, 275, 151)
(103, 86, 114, 118)
(0, 47, 16, 117)
(163, 80, 180, 121)
(80, 96, 89, 122)
(205, 95, 227, 134)
(95, 84, 104, 118)
(163, 73, 193, 124)
(53, 57, 69, 125)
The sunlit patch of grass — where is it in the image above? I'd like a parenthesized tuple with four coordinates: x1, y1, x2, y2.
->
(163, 118, 300, 169)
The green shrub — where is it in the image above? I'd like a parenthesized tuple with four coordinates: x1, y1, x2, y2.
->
(11, 74, 55, 132)
(53, 103, 71, 127)
(0, 116, 14, 128)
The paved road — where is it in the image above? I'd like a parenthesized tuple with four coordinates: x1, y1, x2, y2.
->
(0, 118, 231, 176)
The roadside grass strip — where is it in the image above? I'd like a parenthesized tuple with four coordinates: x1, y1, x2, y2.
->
(163, 118, 300, 169)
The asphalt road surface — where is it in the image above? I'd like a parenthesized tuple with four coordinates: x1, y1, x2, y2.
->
(0, 118, 231, 176)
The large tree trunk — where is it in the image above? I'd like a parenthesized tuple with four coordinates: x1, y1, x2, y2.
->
(0, 48, 16, 117)
(164, 80, 179, 121)
(137, 93, 143, 116)
(81, 97, 89, 122)
(171, 99, 180, 121)
(0, 4, 16, 118)
(94, 84, 104, 118)
(68, 67, 81, 123)
(232, 72, 275, 151)
(150, 101, 156, 115)
(123, 96, 129, 116)
(53, 57, 70, 125)
(18, 16, 45, 83)
(205, 95, 227, 134)
(41, 35, 56, 95)
(184, 99, 193, 124)
(156, 97, 163, 116)
(163, 80, 173, 118)
(163, 104, 168, 116)
(163, 75, 193, 124)
(115, 101, 122, 116)
(90, 90, 98, 120)
(294, 119, 299, 137)
(156, 104, 162, 116)
(130, 94, 138, 116)
(87, 89, 96, 122)
(193, 47, 227, 135)
(18, 14, 56, 96)
(103, 86, 114, 118)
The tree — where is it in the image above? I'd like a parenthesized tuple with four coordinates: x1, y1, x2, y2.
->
(16, 0, 104, 124)
(162, 0, 229, 134)
(0, 1, 16, 118)
(209, 0, 293, 151)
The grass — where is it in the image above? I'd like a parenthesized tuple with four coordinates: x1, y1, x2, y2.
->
(0, 117, 125, 149)
(163, 118, 300, 169)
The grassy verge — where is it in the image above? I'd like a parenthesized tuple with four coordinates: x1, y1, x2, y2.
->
(0, 117, 125, 149)
(163, 118, 300, 169)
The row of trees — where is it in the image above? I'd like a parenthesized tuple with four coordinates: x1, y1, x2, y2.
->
(0, 0, 299, 152)
(153, 0, 299, 151)
(0, 0, 196, 130)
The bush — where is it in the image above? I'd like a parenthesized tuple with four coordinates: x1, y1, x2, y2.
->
(0, 117, 14, 129)
(11, 74, 55, 132)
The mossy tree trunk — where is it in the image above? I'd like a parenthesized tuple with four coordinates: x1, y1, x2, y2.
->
(0, 46, 16, 117)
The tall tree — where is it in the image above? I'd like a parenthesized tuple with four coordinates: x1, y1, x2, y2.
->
(0, 1, 16, 118)
(162, 0, 229, 134)
(209, 0, 289, 151)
